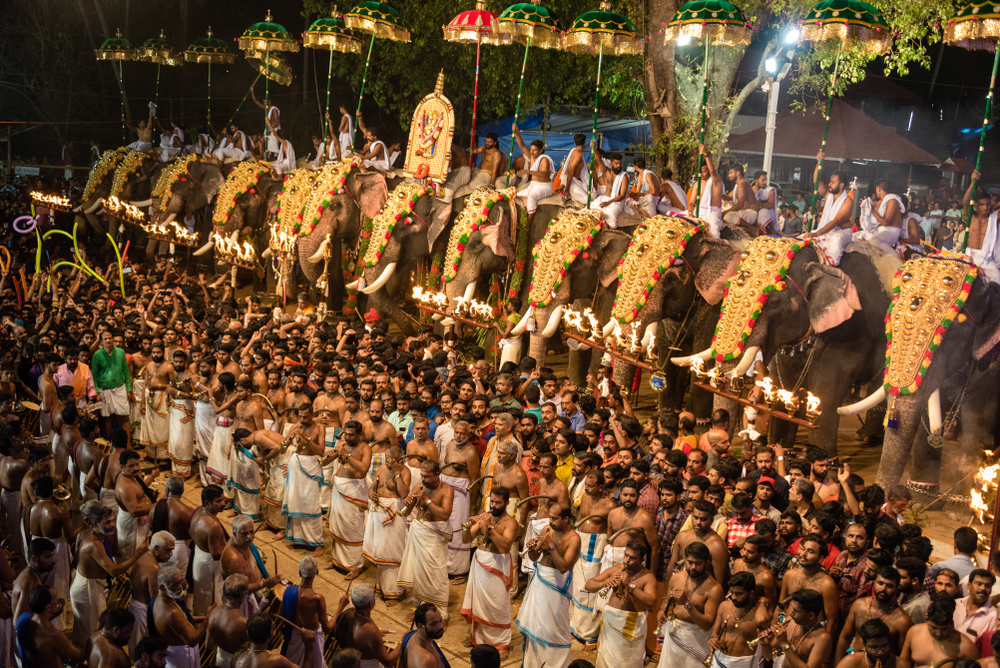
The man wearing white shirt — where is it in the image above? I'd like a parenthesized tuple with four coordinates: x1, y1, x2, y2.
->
(924, 202, 944, 239)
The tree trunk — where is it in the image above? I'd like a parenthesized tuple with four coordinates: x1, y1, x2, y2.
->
(643, 0, 681, 173)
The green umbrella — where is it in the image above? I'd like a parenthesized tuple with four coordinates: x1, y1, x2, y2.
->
(564, 1, 644, 207)
(664, 0, 751, 216)
(943, 0, 1000, 251)
(493, 0, 562, 188)
(138, 31, 183, 109)
(304, 8, 363, 139)
(344, 1, 411, 149)
(97, 28, 136, 143)
(239, 11, 300, 146)
(184, 28, 236, 127)
(798, 0, 891, 229)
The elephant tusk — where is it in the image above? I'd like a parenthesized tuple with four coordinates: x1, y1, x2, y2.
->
(729, 345, 760, 378)
(84, 198, 103, 214)
(261, 248, 273, 260)
(837, 385, 886, 416)
(928, 388, 943, 435)
(130, 198, 152, 208)
(641, 322, 657, 351)
(163, 213, 178, 224)
(346, 279, 360, 290)
(360, 263, 396, 295)
(541, 305, 565, 339)
(306, 235, 330, 263)
(72, 205, 82, 213)
(462, 280, 478, 304)
(670, 348, 713, 367)
(511, 306, 534, 336)
(230, 230, 239, 243)
(193, 239, 215, 256)
(432, 313, 443, 321)
(602, 319, 617, 338)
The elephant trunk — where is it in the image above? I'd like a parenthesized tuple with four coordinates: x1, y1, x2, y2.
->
(928, 388, 943, 435)
(729, 346, 761, 378)
(837, 385, 887, 416)
(83, 198, 103, 215)
(671, 348, 713, 367)
(875, 398, 922, 489)
(360, 263, 397, 295)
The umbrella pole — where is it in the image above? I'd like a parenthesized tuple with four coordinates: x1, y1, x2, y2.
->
(325, 47, 335, 136)
(354, 35, 376, 147)
(208, 61, 212, 126)
(585, 43, 604, 208)
(265, 42, 270, 154)
(155, 61, 161, 108)
(225, 73, 263, 129)
(116, 61, 127, 144)
(960, 44, 1000, 253)
(505, 36, 532, 189)
(807, 40, 842, 233)
(472, 37, 482, 152)
(693, 38, 710, 217)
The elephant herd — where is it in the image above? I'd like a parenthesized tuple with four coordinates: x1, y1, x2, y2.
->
(75, 149, 1000, 492)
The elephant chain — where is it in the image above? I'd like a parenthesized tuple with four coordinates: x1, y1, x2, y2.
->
(920, 363, 973, 449)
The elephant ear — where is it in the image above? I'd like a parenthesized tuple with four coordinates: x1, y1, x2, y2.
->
(426, 200, 454, 252)
(802, 262, 861, 333)
(972, 280, 1000, 361)
(480, 201, 515, 258)
(191, 162, 225, 200)
(353, 172, 389, 221)
(692, 237, 740, 306)
(593, 229, 630, 288)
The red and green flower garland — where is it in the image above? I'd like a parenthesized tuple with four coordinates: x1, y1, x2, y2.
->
(213, 161, 273, 227)
(507, 205, 529, 299)
(156, 155, 204, 214)
(883, 256, 977, 395)
(345, 216, 374, 315)
(360, 183, 434, 269)
(710, 237, 811, 363)
(83, 148, 127, 202)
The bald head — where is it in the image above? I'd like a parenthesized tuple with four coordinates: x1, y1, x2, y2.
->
(707, 429, 731, 454)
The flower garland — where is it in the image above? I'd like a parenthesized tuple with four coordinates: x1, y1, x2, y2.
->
(110, 150, 152, 200)
(507, 205, 529, 299)
(299, 158, 361, 237)
(156, 155, 203, 213)
(83, 148, 127, 202)
(443, 187, 510, 282)
(527, 209, 604, 309)
(213, 161, 273, 227)
(360, 183, 433, 269)
(710, 236, 810, 363)
(275, 169, 319, 241)
(612, 215, 703, 324)
(344, 216, 374, 315)
(883, 255, 978, 395)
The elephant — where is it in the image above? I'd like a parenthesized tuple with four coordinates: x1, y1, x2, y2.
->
(677, 240, 897, 455)
(510, 210, 634, 368)
(837, 257, 1000, 490)
(74, 149, 160, 244)
(347, 183, 454, 336)
(149, 160, 226, 262)
(609, 218, 741, 414)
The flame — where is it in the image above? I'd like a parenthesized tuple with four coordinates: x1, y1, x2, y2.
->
(30, 191, 72, 209)
(412, 286, 449, 312)
(690, 356, 705, 376)
(776, 389, 796, 409)
(646, 329, 657, 361)
(805, 391, 821, 415)
(972, 488, 991, 522)
(583, 308, 601, 341)
(106, 196, 147, 223)
(755, 377, 775, 402)
(562, 306, 585, 334)
(269, 221, 297, 253)
(212, 232, 255, 264)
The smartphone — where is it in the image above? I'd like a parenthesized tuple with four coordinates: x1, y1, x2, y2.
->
(122, 267, 133, 275)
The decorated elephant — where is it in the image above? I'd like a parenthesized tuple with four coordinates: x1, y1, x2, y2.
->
(608, 217, 741, 413)
(147, 159, 226, 262)
(199, 161, 284, 259)
(75, 149, 158, 242)
(347, 183, 454, 335)
(680, 239, 898, 455)
(838, 255, 1000, 490)
(510, 210, 633, 368)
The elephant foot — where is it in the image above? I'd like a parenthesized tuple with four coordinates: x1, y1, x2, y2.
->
(854, 425, 884, 444)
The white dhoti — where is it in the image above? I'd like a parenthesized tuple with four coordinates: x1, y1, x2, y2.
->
(262, 449, 289, 531)
(231, 445, 261, 519)
(99, 487, 117, 511)
(461, 550, 513, 650)
(362, 498, 407, 602)
(970, 248, 1000, 283)
(116, 510, 150, 559)
(521, 516, 550, 574)
(637, 193, 660, 217)
(165, 537, 191, 577)
(322, 428, 339, 511)
(517, 562, 573, 668)
(195, 402, 215, 487)
(724, 209, 758, 226)
(705, 206, 724, 238)
(213, 147, 250, 162)
(339, 132, 352, 157)
(69, 572, 106, 647)
(854, 226, 903, 256)
(590, 197, 627, 228)
(130, 378, 145, 439)
(441, 473, 472, 576)
(468, 169, 494, 190)
(596, 606, 648, 668)
(127, 141, 153, 153)
(570, 531, 608, 643)
(100, 385, 130, 417)
(398, 519, 451, 619)
(600, 544, 626, 572)
(31, 533, 70, 624)
(1, 490, 22, 558)
(328, 475, 368, 571)
(567, 177, 591, 206)
(207, 418, 234, 499)
(192, 546, 223, 616)
(165, 644, 199, 668)
(710, 649, 761, 668)
(285, 627, 325, 668)
(128, 597, 149, 656)
(168, 398, 195, 474)
(443, 166, 472, 201)
(283, 453, 324, 548)
(812, 227, 854, 266)
(143, 390, 170, 461)
(522, 180, 554, 214)
(215, 647, 234, 668)
(499, 336, 523, 369)
(658, 618, 712, 668)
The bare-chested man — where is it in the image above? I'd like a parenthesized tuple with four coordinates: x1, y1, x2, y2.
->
(836, 565, 913, 663)
(521, 452, 570, 575)
(72, 500, 147, 646)
(55, 403, 80, 487)
(586, 540, 659, 666)
(1, 435, 30, 556)
(658, 541, 725, 668)
(733, 534, 778, 608)
(279, 372, 310, 435)
(151, 565, 211, 668)
(517, 501, 581, 664)
(405, 416, 436, 473)
(284, 557, 344, 668)
(150, 476, 195, 576)
(134, 635, 170, 668)
(326, 419, 371, 577)
(777, 533, 839, 631)
(709, 571, 772, 668)
(221, 515, 282, 615)
(440, 421, 480, 582)
(671, 499, 729, 589)
(605, 479, 658, 574)
(399, 461, 454, 622)
(115, 450, 155, 558)
(554, 134, 589, 204)
(363, 399, 398, 446)
(838, 619, 913, 668)
(21, 446, 54, 534)
(129, 530, 175, 655)
(902, 592, 979, 668)
(18, 585, 84, 668)
(85, 608, 135, 668)
(264, 370, 286, 431)
(232, 612, 298, 668)
(570, 468, 617, 649)
(470, 132, 505, 187)
(190, 485, 229, 616)
(73, 417, 103, 501)
(28, 476, 74, 624)
(207, 574, 249, 668)
(768, 589, 834, 668)
(363, 445, 410, 604)
(725, 164, 757, 227)
(38, 355, 59, 437)
(12, 537, 57, 624)
(399, 603, 449, 668)
(334, 582, 398, 668)
(313, 373, 345, 435)
(143, 341, 176, 464)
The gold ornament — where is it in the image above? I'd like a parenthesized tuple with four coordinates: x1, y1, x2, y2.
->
(443, 187, 510, 282)
(360, 182, 434, 268)
(299, 158, 362, 236)
(110, 150, 152, 200)
(275, 169, 320, 239)
(527, 209, 604, 308)
(83, 149, 128, 202)
(154, 155, 203, 213)
(213, 161, 274, 227)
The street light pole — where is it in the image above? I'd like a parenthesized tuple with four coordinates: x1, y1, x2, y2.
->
(762, 77, 780, 177)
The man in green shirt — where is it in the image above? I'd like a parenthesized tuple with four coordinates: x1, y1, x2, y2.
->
(90, 330, 133, 443)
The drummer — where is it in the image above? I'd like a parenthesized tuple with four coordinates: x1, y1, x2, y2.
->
(220, 516, 283, 617)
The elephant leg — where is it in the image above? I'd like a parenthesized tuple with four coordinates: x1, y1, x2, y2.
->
(328, 236, 345, 313)
(567, 345, 592, 387)
(909, 426, 942, 485)
(78, 213, 106, 239)
(613, 362, 637, 396)
(146, 238, 159, 264)
(875, 398, 924, 489)
(859, 374, 887, 444)
(370, 291, 414, 337)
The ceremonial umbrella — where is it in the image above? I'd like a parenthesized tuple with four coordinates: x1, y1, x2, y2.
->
(139, 31, 183, 108)
(184, 28, 236, 128)
(239, 12, 300, 141)
(493, 0, 562, 187)
(304, 8, 362, 135)
(798, 0, 891, 229)
(344, 1, 412, 148)
(96, 28, 137, 143)
(943, 0, 1000, 251)
(564, 1, 644, 206)
(664, 0, 751, 216)
(443, 1, 511, 150)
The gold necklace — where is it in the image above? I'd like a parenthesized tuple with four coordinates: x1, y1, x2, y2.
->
(792, 621, 822, 652)
(731, 600, 758, 630)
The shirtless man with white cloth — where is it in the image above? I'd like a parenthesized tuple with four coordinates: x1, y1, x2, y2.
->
(658, 168, 690, 215)
(658, 541, 724, 668)
(589, 153, 630, 228)
(856, 177, 904, 255)
(327, 420, 371, 578)
(754, 171, 779, 234)
(962, 170, 1000, 283)
(693, 145, 727, 238)
(554, 134, 590, 205)
(804, 153, 854, 266)
(633, 157, 661, 216)
(512, 124, 555, 226)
